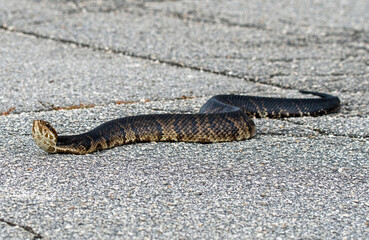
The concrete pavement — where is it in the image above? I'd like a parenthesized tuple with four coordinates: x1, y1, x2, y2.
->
(0, 0, 368, 239)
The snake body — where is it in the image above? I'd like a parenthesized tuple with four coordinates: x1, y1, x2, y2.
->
(32, 91, 340, 154)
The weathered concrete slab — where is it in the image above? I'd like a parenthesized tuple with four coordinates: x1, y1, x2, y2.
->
(0, 29, 285, 114)
(1, 102, 368, 239)
(11, 9, 367, 79)
(144, 0, 369, 31)
(0, 0, 368, 239)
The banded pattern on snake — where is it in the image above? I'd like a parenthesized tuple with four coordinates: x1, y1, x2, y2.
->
(32, 90, 340, 154)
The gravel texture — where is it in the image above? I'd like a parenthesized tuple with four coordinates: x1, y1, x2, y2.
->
(0, 0, 368, 239)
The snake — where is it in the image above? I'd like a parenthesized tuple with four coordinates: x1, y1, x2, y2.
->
(32, 90, 340, 154)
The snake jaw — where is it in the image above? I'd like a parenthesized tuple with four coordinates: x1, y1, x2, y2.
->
(32, 120, 58, 153)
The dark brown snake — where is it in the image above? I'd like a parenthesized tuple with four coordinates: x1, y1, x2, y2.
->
(32, 90, 340, 154)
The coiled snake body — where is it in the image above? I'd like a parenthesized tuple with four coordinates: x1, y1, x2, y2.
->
(32, 91, 340, 154)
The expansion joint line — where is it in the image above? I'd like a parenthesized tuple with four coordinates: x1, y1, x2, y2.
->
(0, 24, 294, 91)
(0, 218, 42, 239)
(283, 119, 368, 139)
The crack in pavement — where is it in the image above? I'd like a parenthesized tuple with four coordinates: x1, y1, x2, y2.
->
(1, 23, 364, 140)
(132, 4, 268, 30)
(66, 0, 129, 15)
(283, 119, 369, 139)
(46, 0, 369, 40)
(63, 1, 268, 30)
(0, 24, 294, 92)
(310, 127, 369, 139)
(130, 1, 369, 42)
(132, 3, 369, 44)
(0, 218, 42, 239)
(1, 11, 366, 89)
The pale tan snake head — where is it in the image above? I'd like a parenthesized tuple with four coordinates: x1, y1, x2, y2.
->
(32, 120, 58, 153)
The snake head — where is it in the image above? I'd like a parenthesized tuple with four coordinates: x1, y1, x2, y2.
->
(32, 120, 58, 153)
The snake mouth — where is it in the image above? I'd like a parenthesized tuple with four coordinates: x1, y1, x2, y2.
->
(32, 120, 58, 153)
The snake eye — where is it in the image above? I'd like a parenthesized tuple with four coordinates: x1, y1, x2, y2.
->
(44, 122, 52, 128)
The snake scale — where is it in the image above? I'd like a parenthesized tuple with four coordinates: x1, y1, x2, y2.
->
(32, 90, 340, 154)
